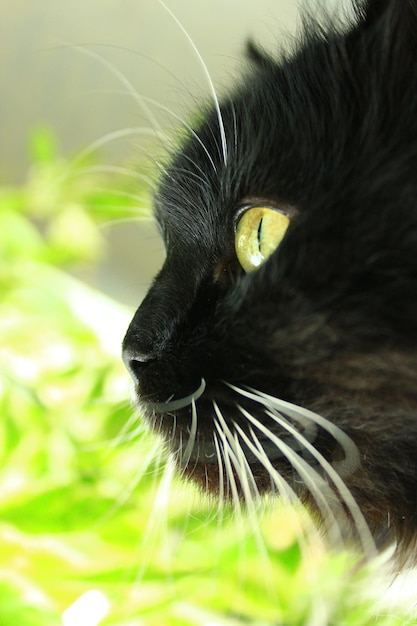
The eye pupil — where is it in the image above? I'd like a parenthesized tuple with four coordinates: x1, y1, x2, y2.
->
(235, 206, 290, 273)
(257, 217, 263, 249)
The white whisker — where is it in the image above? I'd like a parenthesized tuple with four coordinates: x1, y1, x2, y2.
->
(157, 0, 228, 165)
(241, 424, 325, 567)
(238, 406, 345, 547)
(88, 88, 218, 174)
(70, 128, 164, 169)
(70, 164, 156, 188)
(88, 185, 152, 205)
(264, 406, 377, 557)
(81, 402, 143, 452)
(229, 384, 360, 478)
(134, 456, 176, 582)
(213, 430, 225, 503)
(168, 163, 211, 188)
(232, 427, 260, 502)
(233, 422, 293, 503)
(171, 411, 179, 460)
(147, 379, 206, 413)
(231, 423, 282, 605)
(213, 419, 241, 509)
(131, 93, 218, 174)
(106, 415, 147, 450)
(181, 398, 198, 469)
(231, 101, 238, 156)
(97, 437, 163, 523)
(97, 216, 155, 230)
(66, 42, 162, 131)
(229, 384, 377, 555)
(213, 402, 258, 501)
(213, 403, 280, 598)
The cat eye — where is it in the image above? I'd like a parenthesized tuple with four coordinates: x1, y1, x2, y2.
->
(235, 206, 291, 272)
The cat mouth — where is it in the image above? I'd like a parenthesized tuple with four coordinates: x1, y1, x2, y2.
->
(144, 378, 207, 412)
(139, 381, 360, 493)
(140, 379, 326, 469)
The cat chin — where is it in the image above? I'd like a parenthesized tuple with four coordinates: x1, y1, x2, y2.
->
(137, 383, 361, 501)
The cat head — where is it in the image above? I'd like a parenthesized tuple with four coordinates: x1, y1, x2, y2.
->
(122, 0, 417, 556)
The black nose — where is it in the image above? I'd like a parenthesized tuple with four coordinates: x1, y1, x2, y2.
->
(122, 258, 198, 382)
(122, 327, 159, 382)
(123, 345, 153, 365)
(122, 345, 149, 379)
(123, 328, 158, 363)
(122, 354, 146, 386)
(122, 284, 179, 382)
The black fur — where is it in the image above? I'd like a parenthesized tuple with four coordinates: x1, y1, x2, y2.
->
(123, 0, 417, 561)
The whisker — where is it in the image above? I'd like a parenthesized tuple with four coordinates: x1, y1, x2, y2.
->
(233, 422, 293, 503)
(69, 128, 164, 170)
(134, 455, 176, 582)
(91, 187, 150, 202)
(232, 424, 283, 606)
(157, 0, 228, 165)
(213, 403, 282, 592)
(212, 414, 285, 607)
(65, 42, 162, 131)
(67, 42, 191, 89)
(131, 93, 218, 174)
(264, 406, 377, 558)
(232, 427, 260, 502)
(97, 216, 155, 230)
(213, 419, 241, 509)
(228, 384, 360, 478)
(230, 384, 376, 555)
(97, 437, 163, 523)
(213, 401, 258, 501)
(181, 398, 198, 470)
(152, 453, 175, 513)
(84, 88, 218, 175)
(231, 101, 238, 156)
(70, 164, 156, 188)
(238, 406, 346, 547)
(105, 413, 147, 451)
(241, 424, 326, 571)
(171, 411, 180, 465)
(167, 163, 211, 189)
(80, 401, 143, 452)
(213, 431, 225, 504)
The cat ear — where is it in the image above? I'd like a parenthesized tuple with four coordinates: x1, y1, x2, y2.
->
(245, 40, 275, 70)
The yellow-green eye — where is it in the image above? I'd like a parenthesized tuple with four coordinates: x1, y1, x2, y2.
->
(235, 206, 290, 272)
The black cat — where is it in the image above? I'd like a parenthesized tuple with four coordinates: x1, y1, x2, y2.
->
(123, 0, 417, 563)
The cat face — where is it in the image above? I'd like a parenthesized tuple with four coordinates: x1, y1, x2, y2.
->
(123, 0, 417, 556)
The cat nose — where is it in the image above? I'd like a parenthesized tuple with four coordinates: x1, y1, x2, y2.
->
(122, 259, 196, 381)
(124, 347, 152, 364)
(122, 294, 176, 381)
(122, 344, 152, 374)
(122, 328, 161, 379)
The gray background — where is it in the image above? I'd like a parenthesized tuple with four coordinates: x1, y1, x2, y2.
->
(2, 0, 341, 307)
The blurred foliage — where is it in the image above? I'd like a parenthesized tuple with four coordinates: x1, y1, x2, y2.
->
(0, 128, 415, 625)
